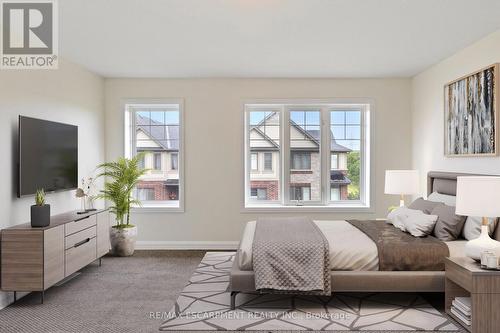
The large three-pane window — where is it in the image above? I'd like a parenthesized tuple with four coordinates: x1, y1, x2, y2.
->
(125, 102, 183, 210)
(245, 102, 370, 209)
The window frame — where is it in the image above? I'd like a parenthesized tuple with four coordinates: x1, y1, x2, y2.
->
(153, 152, 162, 171)
(243, 100, 372, 212)
(124, 99, 184, 213)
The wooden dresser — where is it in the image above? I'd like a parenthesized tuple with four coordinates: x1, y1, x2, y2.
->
(1, 209, 110, 303)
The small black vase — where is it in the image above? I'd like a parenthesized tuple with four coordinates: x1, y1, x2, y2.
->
(31, 204, 50, 227)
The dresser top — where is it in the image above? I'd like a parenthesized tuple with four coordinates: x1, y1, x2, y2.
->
(3, 209, 108, 231)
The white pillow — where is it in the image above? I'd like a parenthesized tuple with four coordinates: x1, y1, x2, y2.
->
(387, 207, 438, 237)
(387, 207, 411, 232)
(462, 217, 498, 240)
(403, 213, 438, 237)
(427, 192, 456, 206)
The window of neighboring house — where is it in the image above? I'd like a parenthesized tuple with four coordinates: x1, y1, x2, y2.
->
(138, 154, 146, 170)
(245, 102, 370, 209)
(251, 153, 259, 171)
(331, 153, 339, 170)
(290, 186, 311, 201)
(263, 152, 273, 171)
(250, 188, 267, 200)
(153, 153, 162, 170)
(171, 153, 178, 170)
(137, 188, 155, 201)
(125, 102, 183, 210)
(291, 152, 311, 170)
(330, 186, 340, 201)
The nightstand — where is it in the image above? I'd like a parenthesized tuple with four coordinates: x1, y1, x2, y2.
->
(445, 257, 500, 333)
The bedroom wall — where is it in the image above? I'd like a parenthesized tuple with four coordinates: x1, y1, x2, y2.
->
(0, 59, 105, 309)
(411, 29, 500, 191)
(104, 78, 412, 248)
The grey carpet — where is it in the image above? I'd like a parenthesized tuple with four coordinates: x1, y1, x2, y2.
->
(0, 250, 466, 333)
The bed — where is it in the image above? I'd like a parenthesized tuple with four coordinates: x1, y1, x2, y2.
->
(229, 171, 500, 309)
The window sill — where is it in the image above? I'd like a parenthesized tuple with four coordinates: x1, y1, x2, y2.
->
(130, 205, 184, 213)
(242, 204, 373, 213)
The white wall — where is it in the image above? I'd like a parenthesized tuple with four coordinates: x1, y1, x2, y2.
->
(0, 59, 105, 308)
(411, 29, 500, 191)
(105, 78, 412, 247)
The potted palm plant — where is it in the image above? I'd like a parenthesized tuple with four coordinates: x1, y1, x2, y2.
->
(97, 153, 147, 256)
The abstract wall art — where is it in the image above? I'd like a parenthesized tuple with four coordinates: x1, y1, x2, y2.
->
(444, 64, 499, 156)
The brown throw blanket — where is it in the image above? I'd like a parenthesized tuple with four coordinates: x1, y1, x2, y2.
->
(347, 220, 450, 271)
(252, 217, 331, 295)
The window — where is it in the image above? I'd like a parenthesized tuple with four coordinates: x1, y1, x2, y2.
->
(251, 188, 268, 200)
(263, 152, 273, 171)
(331, 153, 339, 170)
(125, 102, 183, 209)
(138, 154, 146, 170)
(153, 153, 162, 170)
(171, 153, 178, 170)
(137, 188, 155, 201)
(291, 152, 311, 170)
(290, 185, 311, 201)
(245, 102, 370, 209)
(251, 153, 259, 171)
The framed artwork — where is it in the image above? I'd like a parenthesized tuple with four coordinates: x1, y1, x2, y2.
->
(444, 63, 499, 157)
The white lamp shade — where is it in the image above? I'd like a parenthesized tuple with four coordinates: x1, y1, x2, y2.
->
(384, 170, 419, 195)
(456, 176, 500, 217)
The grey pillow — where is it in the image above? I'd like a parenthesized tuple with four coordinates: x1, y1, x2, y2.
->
(408, 197, 443, 215)
(431, 204, 467, 241)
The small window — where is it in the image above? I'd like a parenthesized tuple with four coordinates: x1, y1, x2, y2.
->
(251, 153, 258, 171)
(250, 188, 267, 200)
(263, 152, 273, 171)
(291, 152, 311, 170)
(171, 153, 178, 170)
(331, 153, 339, 170)
(290, 185, 311, 201)
(330, 186, 340, 201)
(138, 154, 146, 169)
(137, 188, 155, 201)
(153, 153, 162, 170)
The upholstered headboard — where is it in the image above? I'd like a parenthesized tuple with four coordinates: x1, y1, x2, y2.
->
(427, 171, 500, 241)
(426, 171, 482, 196)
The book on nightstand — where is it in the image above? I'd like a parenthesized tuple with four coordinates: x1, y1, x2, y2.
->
(451, 296, 471, 327)
(451, 306, 471, 326)
(452, 299, 471, 316)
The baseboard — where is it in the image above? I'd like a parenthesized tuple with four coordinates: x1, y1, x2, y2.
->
(135, 241, 239, 250)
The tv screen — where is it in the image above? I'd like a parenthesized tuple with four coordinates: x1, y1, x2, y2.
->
(18, 116, 78, 197)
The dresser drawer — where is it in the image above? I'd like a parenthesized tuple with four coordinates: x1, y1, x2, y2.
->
(65, 226, 96, 250)
(65, 237, 97, 277)
(65, 214, 97, 236)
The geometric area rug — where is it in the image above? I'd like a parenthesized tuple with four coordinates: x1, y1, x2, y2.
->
(160, 252, 459, 331)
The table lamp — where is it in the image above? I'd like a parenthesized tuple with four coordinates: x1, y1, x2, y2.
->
(384, 170, 419, 207)
(456, 176, 500, 260)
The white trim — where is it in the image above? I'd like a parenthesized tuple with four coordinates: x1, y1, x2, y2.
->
(135, 241, 239, 250)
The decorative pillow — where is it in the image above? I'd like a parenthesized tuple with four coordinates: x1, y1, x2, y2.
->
(431, 204, 467, 241)
(427, 192, 456, 207)
(386, 207, 409, 232)
(403, 213, 439, 237)
(387, 207, 437, 236)
(408, 197, 444, 214)
(462, 217, 498, 240)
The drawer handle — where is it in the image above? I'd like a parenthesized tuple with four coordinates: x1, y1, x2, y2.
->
(74, 238, 90, 248)
(75, 216, 90, 222)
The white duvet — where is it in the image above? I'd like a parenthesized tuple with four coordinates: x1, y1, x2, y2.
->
(237, 220, 466, 271)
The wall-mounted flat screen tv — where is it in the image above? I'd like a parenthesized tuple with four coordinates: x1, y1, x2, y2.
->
(18, 116, 78, 197)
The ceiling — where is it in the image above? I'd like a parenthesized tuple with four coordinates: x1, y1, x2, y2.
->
(59, 0, 500, 78)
